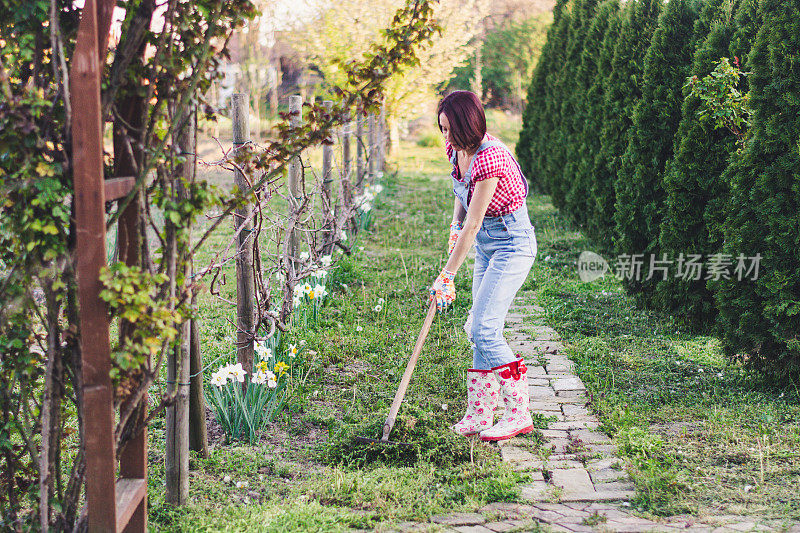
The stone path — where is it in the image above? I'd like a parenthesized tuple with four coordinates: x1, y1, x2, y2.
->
(387, 295, 797, 533)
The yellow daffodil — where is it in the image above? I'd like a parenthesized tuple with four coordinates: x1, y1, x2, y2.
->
(274, 361, 289, 376)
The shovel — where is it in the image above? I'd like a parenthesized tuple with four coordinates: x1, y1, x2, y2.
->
(355, 299, 438, 447)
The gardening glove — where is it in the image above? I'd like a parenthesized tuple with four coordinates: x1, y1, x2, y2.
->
(448, 221, 462, 255)
(430, 269, 456, 312)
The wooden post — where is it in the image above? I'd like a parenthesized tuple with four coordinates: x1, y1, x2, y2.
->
(165, 106, 195, 506)
(268, 66, 279, 117)
(321, 100, 334, 254)
(231, 94, 255, 374)
(379, 101, 387, 170)
(71, 1, 118, 530)
(367, 113, 376, 186)
(287, 95, 302, 276)
(355, 104, 365, 193)
(188, 318, 208, 457)
(342, 109, 352, 183)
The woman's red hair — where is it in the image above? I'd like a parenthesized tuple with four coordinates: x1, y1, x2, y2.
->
(437, 90, 486, 153)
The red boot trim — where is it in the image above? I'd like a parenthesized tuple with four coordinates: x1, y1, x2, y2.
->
(491, 359, 527, 380)
(466, 368, 492, 373)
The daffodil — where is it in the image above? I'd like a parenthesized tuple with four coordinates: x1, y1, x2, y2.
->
(314, 284, 326, 299)
(210, 371, 227, 387)
(252, 370, 267, 384)
(257, 360, 270, 373)
(274, 361, 289, 376)
(303, 283, 312, 294)
(374, 304, 382, 312)
(254, 342, 273, 360)
(356, 325, 363, 332)
(289, 344, 298, 358)
(228, 363, 246, 382)
(321, 255, 332, 267)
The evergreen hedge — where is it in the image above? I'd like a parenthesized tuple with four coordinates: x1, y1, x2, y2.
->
(656, 0, 762, 331)
(517, 0, 571, 190)
(561, 1, 620, 227)
(587, 0, 662, 253)
(516, 0, 798, 377)
(712, 0, 800, 378)
(612, 0, 700, 298)
(547, 0, 601, 211)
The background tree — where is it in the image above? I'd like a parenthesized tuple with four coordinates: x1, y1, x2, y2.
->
(564, 0, 620, 226)
(517, 0, 570, 183)
(546, 0, 601, 211)
(586, 0, 662, 253)
(449, 13, 552, 110)
(656, 0, 762, 331)
(712, 0, 800, 379)
(292, 0, 489, 148)
(612, 0, 700, 297)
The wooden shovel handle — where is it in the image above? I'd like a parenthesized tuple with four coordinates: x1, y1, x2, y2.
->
(381, 299, 438, 442)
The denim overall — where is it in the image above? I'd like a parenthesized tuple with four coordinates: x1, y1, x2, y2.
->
(451, 140, 538, 370)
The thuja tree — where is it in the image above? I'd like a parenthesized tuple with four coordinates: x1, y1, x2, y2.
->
(547, 0, 601, 211)
(612, 0, 700, 298)
(711, 0, 800, 379)
(656, 0, 761, 330)
(562, 0, 620, 227)
(0, 0, 439, 528)
(517, 0, 572, 191)
(585, 0, 661, 253)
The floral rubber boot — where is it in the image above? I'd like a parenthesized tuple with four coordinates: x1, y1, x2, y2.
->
(479, 359, 534, 441)
(451, 369, 500, 436)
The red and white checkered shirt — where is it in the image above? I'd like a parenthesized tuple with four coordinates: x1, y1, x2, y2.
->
(445, 134, 527, 217)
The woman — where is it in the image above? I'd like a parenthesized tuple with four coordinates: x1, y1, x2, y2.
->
(429, 90, 537, 442)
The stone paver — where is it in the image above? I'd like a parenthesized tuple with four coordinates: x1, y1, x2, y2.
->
(414, 300, 794, 533)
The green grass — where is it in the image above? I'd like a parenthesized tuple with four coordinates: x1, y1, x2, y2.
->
(527, 193, 800, 522)
(147, 110, 538, 531)
(146, 108, 799, 530)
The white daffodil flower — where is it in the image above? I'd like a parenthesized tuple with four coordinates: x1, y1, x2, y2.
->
(374, 304, 382, 312)
(228, 363, 247, 382)
(210, 371, 227, 387)
(252, 371, 267, 384)
(254, 342, 273, 360)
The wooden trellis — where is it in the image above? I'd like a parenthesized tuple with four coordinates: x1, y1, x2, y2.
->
(70, 0, 147, 530)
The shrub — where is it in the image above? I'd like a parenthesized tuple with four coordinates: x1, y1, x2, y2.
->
(612, 0, 699, 299)
(563, 1, 621, 229)
(656, 0, 762, 331)
(517, 0, 572, 191)
(712, 0, 800, 380)
(587, 0, 662, 253)
(416, 131, 443, 148)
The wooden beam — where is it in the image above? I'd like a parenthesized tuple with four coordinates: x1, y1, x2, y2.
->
(114, 478, 146, 532)
(104, 176, 136, 201)
(70, 0, 117, 530)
